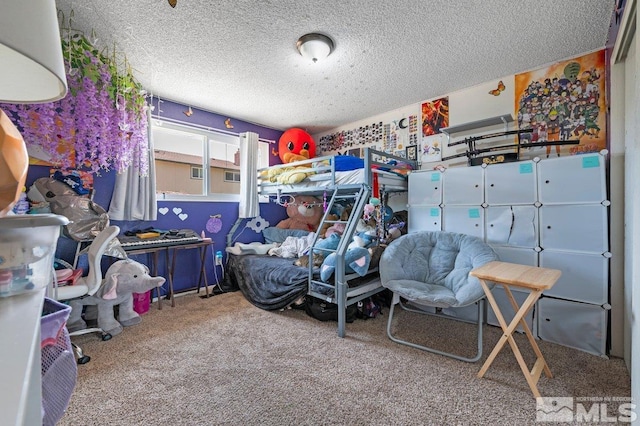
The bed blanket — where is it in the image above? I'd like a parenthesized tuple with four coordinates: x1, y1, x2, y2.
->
(268, 234, 315, 258)
(227, 254, 311, 310)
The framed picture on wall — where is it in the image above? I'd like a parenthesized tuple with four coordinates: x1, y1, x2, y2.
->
(406, 145, 417, 161)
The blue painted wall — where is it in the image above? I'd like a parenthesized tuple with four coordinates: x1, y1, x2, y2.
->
(32, 99, 288, 294)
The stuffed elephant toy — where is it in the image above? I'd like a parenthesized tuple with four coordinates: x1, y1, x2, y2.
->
(67, 259, 166, 336)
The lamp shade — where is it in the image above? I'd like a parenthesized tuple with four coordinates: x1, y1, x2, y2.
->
(0, 0, 68, 103)
(297, 33, 334, 63)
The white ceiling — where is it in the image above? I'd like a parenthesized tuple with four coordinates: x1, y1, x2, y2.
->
(53, 0, 616, 134)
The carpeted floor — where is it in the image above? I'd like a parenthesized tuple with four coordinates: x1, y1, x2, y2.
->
(59, 290, 630, 425)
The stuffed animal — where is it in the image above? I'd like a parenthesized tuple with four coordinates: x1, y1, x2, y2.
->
(325, 206, 351, 238)
(278, 128, 316, 164)
(259, 128, 319, 185)
(261, 166, 315, 184)
(320, 246, 371, 282)
(67, 259, 165, 336)
(276, 195, 324, 232)
(319, 213, 339, 238)
(319, 232, 376, 282)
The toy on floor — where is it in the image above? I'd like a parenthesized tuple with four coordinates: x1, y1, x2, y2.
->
(67, 259, 165, 336)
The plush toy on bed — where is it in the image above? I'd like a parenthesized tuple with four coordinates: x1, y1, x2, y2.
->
(278, 127, 316, 164)
(319, 233, 375, 282)
(261, 128, 318, 184)
(324, 206, 351, 237)
(276, 195, 324, 232)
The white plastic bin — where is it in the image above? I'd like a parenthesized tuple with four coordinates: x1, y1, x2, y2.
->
(0, 214, 68, 297)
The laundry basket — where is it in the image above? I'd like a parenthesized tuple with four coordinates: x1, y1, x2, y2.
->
(41, 297, 77, 426)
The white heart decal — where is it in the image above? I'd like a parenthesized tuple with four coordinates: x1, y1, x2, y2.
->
(173, 207, 182, 215)
(178, 213, 188, 221)
(158, 207, 169, 215)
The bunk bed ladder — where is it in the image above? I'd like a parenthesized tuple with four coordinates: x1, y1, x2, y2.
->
(308, 184, 370, 337)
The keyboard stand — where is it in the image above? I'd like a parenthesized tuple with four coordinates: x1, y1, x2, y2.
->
(168, 240, 214, 300)
(125, 239, 214, 308)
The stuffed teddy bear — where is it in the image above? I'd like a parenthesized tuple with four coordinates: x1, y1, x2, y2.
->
(67, 259, 165, 337)
(276, 195, 324, 232)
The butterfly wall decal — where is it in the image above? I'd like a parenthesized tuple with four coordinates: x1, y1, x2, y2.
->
(225, 118, 234, 129)
(489, 80, 506, 96)
(168, 0, 177, 8)
(183, 106, 193, 117)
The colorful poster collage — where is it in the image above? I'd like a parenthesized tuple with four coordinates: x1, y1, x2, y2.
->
(318, 49, 606, 167)
(318, 114, 420, 160)
(515, 50, 606, 158)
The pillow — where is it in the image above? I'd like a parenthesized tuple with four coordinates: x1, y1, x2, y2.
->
(334, 155, 364, 171)
(263, 227, 311, 244)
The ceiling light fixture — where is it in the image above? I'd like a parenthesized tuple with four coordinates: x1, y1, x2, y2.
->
(296, 33, 334, 63)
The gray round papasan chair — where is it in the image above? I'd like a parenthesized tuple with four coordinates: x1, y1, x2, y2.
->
(379, 231, 499, 362)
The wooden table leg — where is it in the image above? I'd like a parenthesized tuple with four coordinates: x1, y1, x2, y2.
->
(477, 279, 551, 398)
(502, 286, 552, 379)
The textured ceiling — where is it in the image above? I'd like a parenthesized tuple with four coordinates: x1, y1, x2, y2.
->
(53, 0, 615, 134)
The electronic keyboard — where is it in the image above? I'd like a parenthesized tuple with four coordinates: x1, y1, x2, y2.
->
(120, 235, 202, 250)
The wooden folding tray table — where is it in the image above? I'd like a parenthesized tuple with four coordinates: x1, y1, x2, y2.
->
(470, 261, 561, 398)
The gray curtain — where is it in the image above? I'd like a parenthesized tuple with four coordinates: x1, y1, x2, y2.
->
(238, 131, 259, 218)
(108, 109, 157, 221)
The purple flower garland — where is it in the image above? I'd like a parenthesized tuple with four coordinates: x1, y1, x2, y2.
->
(0, 34, 149, 176)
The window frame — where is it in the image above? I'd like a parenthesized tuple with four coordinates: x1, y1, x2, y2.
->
(151, 119, 271, 202)
(190, 165, 204, 180)
(224, 170, 241, 183)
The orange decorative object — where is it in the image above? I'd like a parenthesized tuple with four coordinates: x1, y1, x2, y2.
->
(0, 109, 29, 217)
(278, 128, 316, 164)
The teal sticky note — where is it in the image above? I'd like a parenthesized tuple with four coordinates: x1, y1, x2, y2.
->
(431, 173, 440, 182)
(430, 208, 440, 217)
(519, 163, 533, 174)
(583, 156, 600, 168)
(468, 208, 480, 219)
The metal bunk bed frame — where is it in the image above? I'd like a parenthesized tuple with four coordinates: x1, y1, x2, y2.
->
(256, 148, 416, 337)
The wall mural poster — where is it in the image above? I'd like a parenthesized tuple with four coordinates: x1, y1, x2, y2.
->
(421, 97, 449, 137)
(420, 97, 448, 165)
(515, 49, 606, 158)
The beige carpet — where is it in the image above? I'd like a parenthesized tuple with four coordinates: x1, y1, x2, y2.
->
(59, 290, 630, 425)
